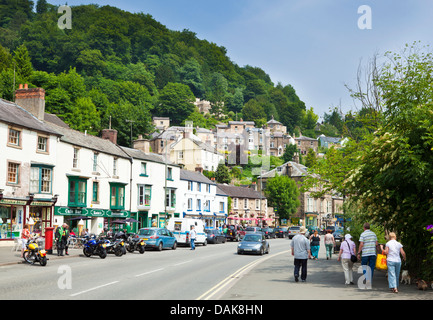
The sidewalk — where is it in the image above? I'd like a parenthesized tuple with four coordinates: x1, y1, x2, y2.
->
(220, 244, 433, 300)
(0, 245, 81, 266)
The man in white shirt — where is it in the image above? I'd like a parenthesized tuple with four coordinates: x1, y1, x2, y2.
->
(190, 225, 197, 250)
(291, 226, 311, 282)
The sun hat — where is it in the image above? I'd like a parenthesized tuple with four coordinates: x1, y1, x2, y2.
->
(344, 234, 352, 241)
(299, 226, 307, 234)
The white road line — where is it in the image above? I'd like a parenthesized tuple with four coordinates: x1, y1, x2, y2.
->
(196, 250, 290, 300)
(172, 260, 192, 266)
(135, 268, 164, 277)
(70, 281, 119, 297)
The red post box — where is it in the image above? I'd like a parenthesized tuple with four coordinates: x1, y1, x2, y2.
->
(45, 227, 55, 254)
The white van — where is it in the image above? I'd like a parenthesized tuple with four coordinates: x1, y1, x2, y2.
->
(167, 218, 207, 246)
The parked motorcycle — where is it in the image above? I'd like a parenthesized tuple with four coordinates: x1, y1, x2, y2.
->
(106, 237, 126, 256)
(126, 233, 146, 254)
(23, 237, 48, 266)
(82, 235, 107, 259)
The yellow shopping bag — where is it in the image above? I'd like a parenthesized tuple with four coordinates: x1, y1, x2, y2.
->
(376, 253, 388, 270)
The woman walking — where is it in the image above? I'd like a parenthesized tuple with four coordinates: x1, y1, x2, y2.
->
(382, 232, 406, 293)
(309, 230, 321, 260)
(338, 234, 356, 285)
(324, 229, 335, 260)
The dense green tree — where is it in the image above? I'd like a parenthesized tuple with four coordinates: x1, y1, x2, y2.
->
(242, 99, 266, 126)
(264, 175, 300, 221)
(13, 44, 33, 80)
(215, 163, 231, 184)
(156, 82, 195, 125)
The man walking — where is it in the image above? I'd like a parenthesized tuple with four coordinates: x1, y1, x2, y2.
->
(190, 225, 197, 250)
(291, 226, 311, 282)
(357, 223, 378, 284)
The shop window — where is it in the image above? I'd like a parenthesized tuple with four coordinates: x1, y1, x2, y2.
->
(30, 165, 53, 194)
(68, 177, 87, 207)
(110, 183, 125, 210)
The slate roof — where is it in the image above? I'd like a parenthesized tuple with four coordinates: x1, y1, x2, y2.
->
(120, 146, 178, 166)
(44, 121, 130, 159)
(180, 169, 215, 185)
(258, 161, 309, 179)
(216, 184, 262, 199)
(0, 99, 61, 136)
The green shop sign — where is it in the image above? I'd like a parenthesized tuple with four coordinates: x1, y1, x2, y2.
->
(54, 206, 130, 218)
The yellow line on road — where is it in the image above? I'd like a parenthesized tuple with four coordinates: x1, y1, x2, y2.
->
(196, 250, 289, 300)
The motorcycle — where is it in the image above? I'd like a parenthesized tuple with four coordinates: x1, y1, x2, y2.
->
(23, 237, 48, 266)
(126, 234, 146, 254)
(82, 235, 107, 259)
(106, 237, 126, 256)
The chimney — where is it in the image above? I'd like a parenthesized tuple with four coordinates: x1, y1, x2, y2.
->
(286, 163, 293, 177)
(195, 166, 203, 173)
(133, 134, 150, 153)
(101, 129, 118, 144)
(15, 85, 46, 121)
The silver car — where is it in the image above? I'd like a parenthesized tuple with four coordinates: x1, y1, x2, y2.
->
(237, 233, 270, 255)
(288, 226, 300, 239)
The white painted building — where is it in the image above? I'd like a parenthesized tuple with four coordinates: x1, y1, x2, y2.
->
(179, 169, 227, 229)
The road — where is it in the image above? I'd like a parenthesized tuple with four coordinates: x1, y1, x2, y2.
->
(0, 237, 290, 300)
(1, 237, 432, 302)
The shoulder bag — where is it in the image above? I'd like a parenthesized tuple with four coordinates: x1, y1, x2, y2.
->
(346, 240, 357, 263)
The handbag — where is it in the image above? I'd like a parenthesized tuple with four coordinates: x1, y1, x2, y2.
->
(346, 240, 357, 263)
(376, 253, 388, 270)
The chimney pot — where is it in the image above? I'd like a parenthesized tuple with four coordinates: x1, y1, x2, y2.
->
(19, 84, 23, 89)
(24, 84, 28, 89)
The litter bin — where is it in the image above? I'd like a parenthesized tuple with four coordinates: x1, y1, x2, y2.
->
(45, 227, 55, 254)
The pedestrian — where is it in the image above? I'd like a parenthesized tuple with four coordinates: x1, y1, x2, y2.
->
(20, 224, 31, 258)
(357, 223, 378, 283)
(55, 223, 69, 256)
(338, 234, 357, 285)
(309, 230, 320, 260)
(382, 232, 406, 293)
(291, 226, 312, 282)
(190, 225, 197, 250)
(324, 229, 335, 260)
(64, 224, 70, 255)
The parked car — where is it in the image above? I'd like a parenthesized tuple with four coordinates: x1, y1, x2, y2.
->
(262, 227, 276, 239)
(138, 228, 177, 251)
(333, 227, 344, 253)
(288, 226, 300, 239)
(225, 225, 246, 242)
(205, 229, 226, 244)
(274, 227, 288, 238)
(245, 226, 262, 234)
(325, 225, 335, 234)
(237, 233, 270, 255)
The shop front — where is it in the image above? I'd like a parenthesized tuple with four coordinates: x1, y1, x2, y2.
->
(0, 199, 26, 240)
(0, 197, 55, 242)
(54, 206, 131, 236)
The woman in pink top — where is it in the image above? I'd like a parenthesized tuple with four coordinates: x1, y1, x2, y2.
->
(338, 234, 357, 285)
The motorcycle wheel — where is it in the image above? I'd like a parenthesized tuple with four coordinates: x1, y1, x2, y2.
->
(83, 247, 92, 257)
(139, 245, 145, 254)
(23, 251, 35, 265)
(114, 247, 123, 256)
(39, 256, 47, 266)
(99, 248, 107, 259)
(126, 245, 134, 253)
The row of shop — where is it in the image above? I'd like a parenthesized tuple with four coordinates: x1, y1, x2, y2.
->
(0, 200, 229, 242)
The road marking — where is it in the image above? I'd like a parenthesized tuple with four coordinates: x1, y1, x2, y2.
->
(172, 260, 192, 266)
(70, 281, 119, 297)
(196, 250, 290, 300)
(135, 268, 164, 277)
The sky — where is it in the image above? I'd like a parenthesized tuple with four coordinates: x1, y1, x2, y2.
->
(47, 0, 433, 118)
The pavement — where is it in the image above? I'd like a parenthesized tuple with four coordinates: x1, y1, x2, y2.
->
(0, 244, 81, 266)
